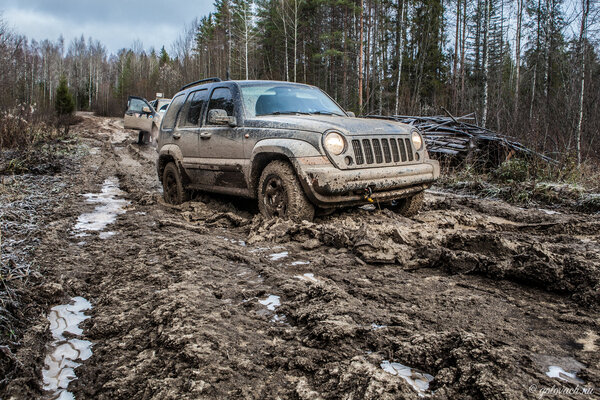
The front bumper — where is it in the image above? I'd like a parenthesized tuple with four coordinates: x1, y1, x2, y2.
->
(294, 157, 440, 207)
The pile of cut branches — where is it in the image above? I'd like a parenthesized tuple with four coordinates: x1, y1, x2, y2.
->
(366, 112, 555, 168)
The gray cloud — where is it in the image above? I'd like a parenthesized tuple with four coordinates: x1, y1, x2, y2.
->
(1, 0, 214, 54)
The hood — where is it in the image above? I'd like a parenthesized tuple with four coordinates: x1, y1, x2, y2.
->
(244, 115, 412, 136)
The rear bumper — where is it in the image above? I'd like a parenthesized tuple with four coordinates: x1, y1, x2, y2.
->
(294, 158, 440, 207)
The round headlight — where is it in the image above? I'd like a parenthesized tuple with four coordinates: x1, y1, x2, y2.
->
(324, 131, 346, 155)
(411, 130, 423, 151)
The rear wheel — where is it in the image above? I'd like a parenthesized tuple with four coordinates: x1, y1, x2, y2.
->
(162, 162, 190, 205)
(388, 191, 424, 217)
(258, 161, 315, 222)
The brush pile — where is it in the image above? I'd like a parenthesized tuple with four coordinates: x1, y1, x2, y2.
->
(366, 113, 555, 167)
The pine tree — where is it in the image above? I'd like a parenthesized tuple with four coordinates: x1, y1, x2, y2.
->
(55, 75, 75, 115)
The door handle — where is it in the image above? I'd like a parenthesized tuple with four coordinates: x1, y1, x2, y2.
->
(173, 133, 181, 139)
(200, 132, 212, 139)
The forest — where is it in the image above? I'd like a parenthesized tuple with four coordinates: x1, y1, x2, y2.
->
(0, 0, 598, 164)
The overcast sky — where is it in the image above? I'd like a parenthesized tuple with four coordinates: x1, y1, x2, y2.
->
(1, 0, 214, 55)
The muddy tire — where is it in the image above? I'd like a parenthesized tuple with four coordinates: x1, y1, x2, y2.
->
(162, 162, 190, 205)
(388, 191, 424, 217)
(258, 160, 315, 222)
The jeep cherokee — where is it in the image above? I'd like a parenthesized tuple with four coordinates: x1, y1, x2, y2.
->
(157, 78, 440, 221)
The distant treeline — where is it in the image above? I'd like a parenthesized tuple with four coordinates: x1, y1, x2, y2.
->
(0, 0, 598, 163)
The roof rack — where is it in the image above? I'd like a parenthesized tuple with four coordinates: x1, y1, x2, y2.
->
(179, 77, 222, 91)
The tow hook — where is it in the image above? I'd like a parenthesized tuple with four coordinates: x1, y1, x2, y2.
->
(363, 186, 374, 203)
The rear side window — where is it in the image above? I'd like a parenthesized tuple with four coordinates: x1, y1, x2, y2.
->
(181, 89, 208, 127)
(207, 88, 234, 120)
(161, 94, 185, 130)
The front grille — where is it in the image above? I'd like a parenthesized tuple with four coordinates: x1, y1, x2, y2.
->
(352, 136, 415, 166)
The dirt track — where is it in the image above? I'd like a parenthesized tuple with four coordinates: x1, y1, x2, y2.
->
(3, 113, 600, 399)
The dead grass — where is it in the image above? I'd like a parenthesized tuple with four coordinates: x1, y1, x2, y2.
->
(438, 157, 600, 212)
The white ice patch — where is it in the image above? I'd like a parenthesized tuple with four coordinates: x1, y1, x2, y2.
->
(72, 177, 129, 236)
(43, 297, 93, 399)
(546, 366, 585, 384)
(371, 323, 387, 330)
(271, 314, 287, 323)
(99, 231, 116, 239)
(269, 251, 289, 261)
(296, 273, 319, 282)
(539, 209, 561, 215)
(291, 261, 310, 266)
(381, 361, 434, 396)
(259, 295, 280, 311)
(217, 236, 247, 246)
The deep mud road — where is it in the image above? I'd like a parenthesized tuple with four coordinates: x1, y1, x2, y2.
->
(3, 113, 599, 399)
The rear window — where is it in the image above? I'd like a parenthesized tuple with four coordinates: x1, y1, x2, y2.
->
(161, 94, 185, 130)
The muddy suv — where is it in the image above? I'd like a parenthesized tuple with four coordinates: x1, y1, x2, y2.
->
(157, 78, 440, 221)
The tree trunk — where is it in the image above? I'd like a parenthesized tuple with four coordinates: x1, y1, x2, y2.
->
(482, 0, 490, 127)
(576, 0, 589, 166)
(358, 0, 364, 111)
(514, 0, 522, 116)
(394, 0, 405, 115)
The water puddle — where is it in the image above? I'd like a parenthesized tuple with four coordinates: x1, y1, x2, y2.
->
(534, 355, 586, 385)
(259, 295, 280, 311)
(43, 297, 93, 399)
(271, 314, 287, 323)
(291, 261, 310, 266)
(371, 323, 387, 330)
(295, 273, 319, 283)
(381, 361, 434, 396)
(269, 251, 289, 261)
(72, 177, 129, 236)
(545, 366, 585, 385)
(257, 295, 287, 323)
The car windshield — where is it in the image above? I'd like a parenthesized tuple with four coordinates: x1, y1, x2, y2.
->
(240, 83, 346, 118)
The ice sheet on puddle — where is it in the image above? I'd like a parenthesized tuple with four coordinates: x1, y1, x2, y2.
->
(269, 251, 288, 261)
(43, 297, 93, 398)
(295, 273, 319, 282)
(72, 177, 129, 235)
(259, 295, 280, 311)
(381, 360, 434, 396)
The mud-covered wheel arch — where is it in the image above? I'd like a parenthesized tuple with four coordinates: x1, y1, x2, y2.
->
(258, 160, 315, 222)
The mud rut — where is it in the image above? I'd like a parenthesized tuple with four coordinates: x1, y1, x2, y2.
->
(6, 114, 600, 399)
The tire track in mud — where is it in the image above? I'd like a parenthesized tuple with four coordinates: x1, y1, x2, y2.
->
(4, 114, 599, 399)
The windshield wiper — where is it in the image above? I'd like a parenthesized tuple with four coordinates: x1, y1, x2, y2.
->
(308, 111, 344, 116)
(260, 111, 311, 116)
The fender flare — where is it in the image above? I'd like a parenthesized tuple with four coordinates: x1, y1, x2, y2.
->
(249, 138, 323, 193)
(157, 145, 185, 182)
(251, 138, 321, 161)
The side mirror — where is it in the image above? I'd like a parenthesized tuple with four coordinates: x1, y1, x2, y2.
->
(208, 109, 237, 127)
(142, 106, 151, 114)
(346, 111, 356, 118)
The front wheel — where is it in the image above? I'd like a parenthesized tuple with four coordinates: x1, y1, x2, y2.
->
(162, 162, 190, 205)
(387, 191, 424, 217)
(258, 160, 315, 222)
